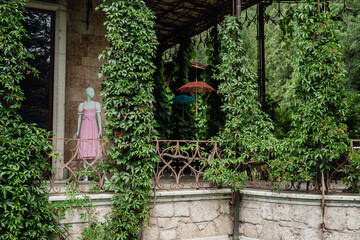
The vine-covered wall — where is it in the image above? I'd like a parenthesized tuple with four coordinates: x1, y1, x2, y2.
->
(0, 1, 62, 238)
(83, 0, 159, 239)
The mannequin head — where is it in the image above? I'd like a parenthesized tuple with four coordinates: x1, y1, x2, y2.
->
(85, 87, 95, 99)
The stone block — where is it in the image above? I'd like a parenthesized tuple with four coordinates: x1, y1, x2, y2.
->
(142, 226, 159, 240)
(325, 207, 346, 230)
(279, 220, 307, 230)
(197, 223, 208, 230)
(290, 205, 321, 228)
(199, 222, 221, 238)
(150, 202, 174, 218)
(346, 208, 360, 230)
(219, 200, 231, 215)
(190, 200, 219, 222)
(260, 203, 273, 220)
(148, 217, 157, 226)
(241, 223, 259, 239)
(82, 57, 101, 67)
(68, 32, 82, 44)
(325, 231, 360, 240)
(93, 206, 111, 223)
(214, 215, 233, 235)
(176, 223, 200, 239)
(299, 228, 320, 240)
(160, 230, 176, 240)
(241, 201, 261, 209)
(179, 217, 192, 223)
(174, 202, 190, 217)
(157, 218, 169, 228)
(158, 217, 179, 230)
(259, 221, 280, 240)
(273, 204, 291, 221)
(240, 208, 262, 225)
(278, 227, 297, 240)
(60, 208, 88, 224)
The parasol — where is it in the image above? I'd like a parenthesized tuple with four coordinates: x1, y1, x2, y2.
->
(171, 95, 196, 121)
(177, 81, 215, 116)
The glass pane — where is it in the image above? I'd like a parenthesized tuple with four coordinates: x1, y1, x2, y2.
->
(19, 9, 54, 130)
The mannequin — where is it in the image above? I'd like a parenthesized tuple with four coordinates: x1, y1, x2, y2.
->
(74, 87, 102, 181)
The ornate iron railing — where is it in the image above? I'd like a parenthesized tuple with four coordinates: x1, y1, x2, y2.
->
(46, 138, 360, 194)
(153, 140, 220, 189)
(46, 138, 109, 194)
(244, 139, 360, 193)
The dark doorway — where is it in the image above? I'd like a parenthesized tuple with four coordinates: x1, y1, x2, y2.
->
(19, 8, 55, 131)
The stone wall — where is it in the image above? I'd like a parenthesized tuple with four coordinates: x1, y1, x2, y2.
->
(49, 189, 360, 240)
(142, 190, 233, 240)
(239, 190, 360, 240)
(65, 0, 107, 138)
(49, 193, 112, 240)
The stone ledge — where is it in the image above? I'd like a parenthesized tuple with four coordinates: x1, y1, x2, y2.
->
(241, 189, 360, 207)
(49, 193, 113, 206)
(48, 188, 360, 207)
(151, 189, 232, 202)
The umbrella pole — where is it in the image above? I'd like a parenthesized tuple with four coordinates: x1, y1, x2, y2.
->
(182, 103, 184, 121)
(196, 88, 198, 117)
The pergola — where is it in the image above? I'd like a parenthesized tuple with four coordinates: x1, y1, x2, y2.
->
(146, 0, 297, 108)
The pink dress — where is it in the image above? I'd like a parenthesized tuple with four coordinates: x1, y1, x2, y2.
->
(78, 102, 101, 159)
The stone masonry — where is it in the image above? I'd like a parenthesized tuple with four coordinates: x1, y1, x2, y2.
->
(142, 199, 233, 240)
(239, 190, 360, 240)
(50, 189, 360, 240)
(66, 0, 107, 139)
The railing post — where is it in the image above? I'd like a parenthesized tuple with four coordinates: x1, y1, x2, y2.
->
(52, 138, 65, 180)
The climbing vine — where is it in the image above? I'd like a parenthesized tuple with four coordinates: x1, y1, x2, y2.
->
(0, 1, 62, 238)
(91, 0, 159, 239)
(204, 16, 279, 190)
(204, 23, 225, 139)
(279, 0, 360, 188)
(153, 49, 173, 139)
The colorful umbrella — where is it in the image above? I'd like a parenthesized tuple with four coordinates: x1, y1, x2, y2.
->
(177, 81, 215, 116)
(171, 95, 196, 121)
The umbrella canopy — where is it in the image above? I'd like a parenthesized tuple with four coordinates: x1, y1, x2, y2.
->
(177, 81, 215, 93)
(171, 95, 196, 121)
(177, 81, 215, 116)
(171, 95, 196, 103)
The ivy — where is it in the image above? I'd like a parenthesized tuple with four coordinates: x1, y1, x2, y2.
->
(0, 1, 61, 238)
(204, 23, 225, 139)
(204, 16, 279, 191)
(280, 0, 359, 188)
(85, 1, 159, 239)
(153, 50, 173, 139)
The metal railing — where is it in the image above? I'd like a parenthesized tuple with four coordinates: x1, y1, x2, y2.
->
(153, 140, 220, 189)
(46, 138, 109, 194)
(46, 138, 360, 194)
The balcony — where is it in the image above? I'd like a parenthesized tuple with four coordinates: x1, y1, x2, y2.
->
(46, 138, 360, 194)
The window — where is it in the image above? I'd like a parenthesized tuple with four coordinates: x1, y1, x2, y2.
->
(19, 8, 55, 131)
